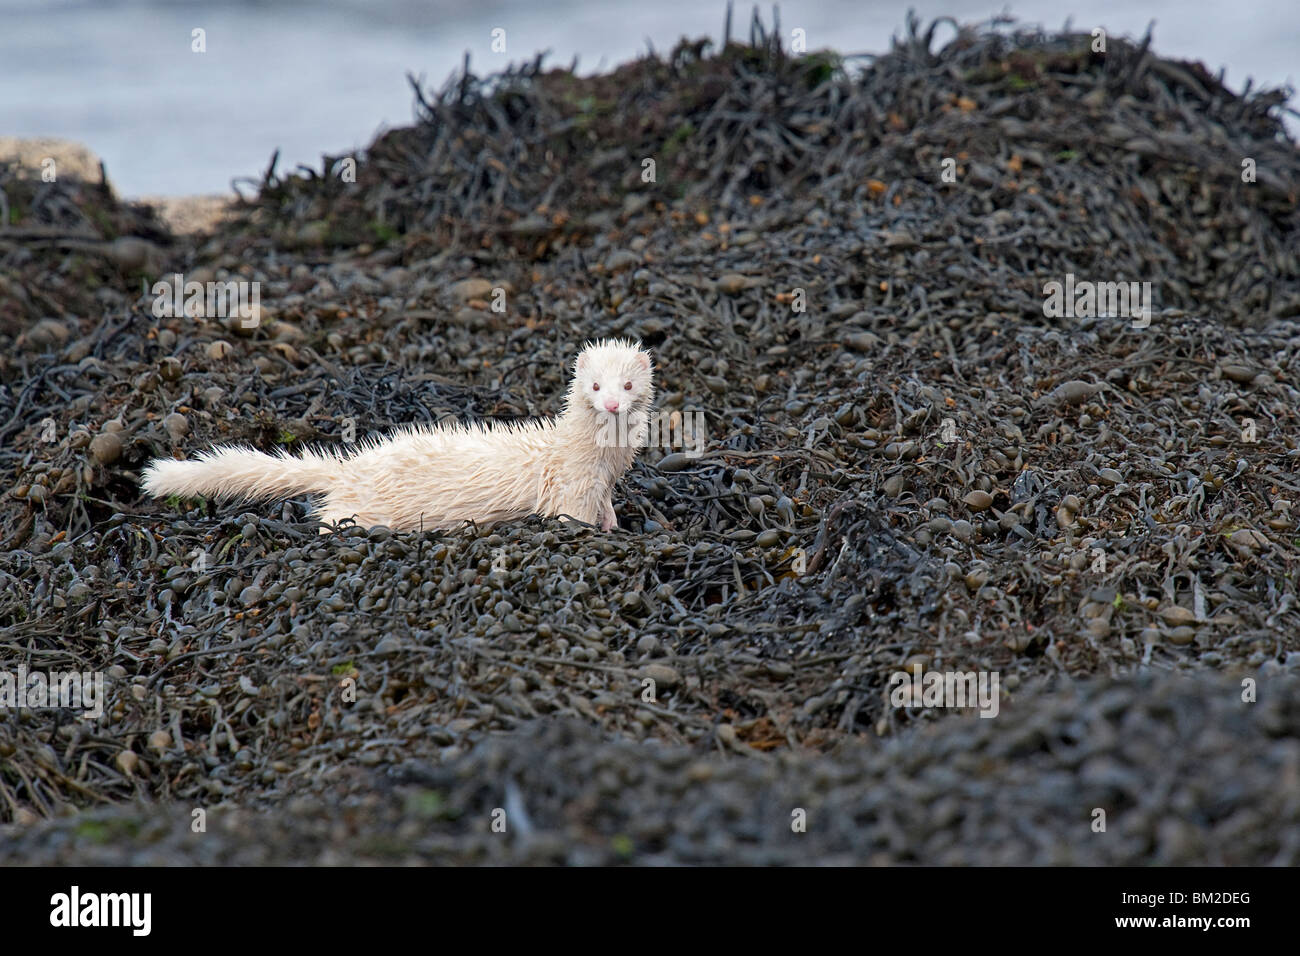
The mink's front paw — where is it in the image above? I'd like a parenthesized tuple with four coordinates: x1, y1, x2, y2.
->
(600, 505, 617, 532)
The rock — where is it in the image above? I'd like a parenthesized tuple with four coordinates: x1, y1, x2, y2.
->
(0, 136, 104, 182)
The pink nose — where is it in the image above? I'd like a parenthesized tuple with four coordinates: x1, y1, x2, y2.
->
(603, 398, 621, 413)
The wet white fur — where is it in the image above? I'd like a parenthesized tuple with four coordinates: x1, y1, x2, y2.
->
(141, 339, 655, 532)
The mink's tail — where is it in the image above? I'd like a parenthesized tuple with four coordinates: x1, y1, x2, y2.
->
(141, 445, 344, 502)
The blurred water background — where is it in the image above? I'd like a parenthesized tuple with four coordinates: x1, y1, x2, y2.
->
(2, 0, 1296, 197)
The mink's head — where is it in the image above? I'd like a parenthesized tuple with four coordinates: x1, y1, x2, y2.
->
(569, 338, 655, 419)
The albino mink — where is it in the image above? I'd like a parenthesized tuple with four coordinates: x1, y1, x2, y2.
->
(141, 339, 654, 532)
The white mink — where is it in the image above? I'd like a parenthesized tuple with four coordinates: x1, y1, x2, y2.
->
(140, 339, 655, 532)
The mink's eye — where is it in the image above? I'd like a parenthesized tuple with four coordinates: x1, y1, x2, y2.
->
(624, 381, 632, 390)
(592, 383, 600, 391)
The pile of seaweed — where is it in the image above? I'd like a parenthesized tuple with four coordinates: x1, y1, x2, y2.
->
(0, 14, 1297, 863)
(247, 11, 1298, 322)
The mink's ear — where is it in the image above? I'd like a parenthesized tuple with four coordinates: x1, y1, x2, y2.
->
(636, 351, 651, 371)
(576, 351, 589, 372)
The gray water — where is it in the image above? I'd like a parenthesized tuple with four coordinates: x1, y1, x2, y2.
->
(3, 0, 1296, 197)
